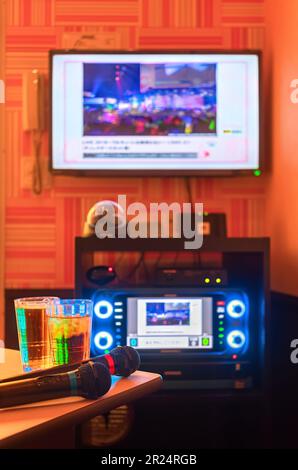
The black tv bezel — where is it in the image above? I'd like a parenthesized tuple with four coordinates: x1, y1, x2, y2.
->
(49, 49, 262, 177)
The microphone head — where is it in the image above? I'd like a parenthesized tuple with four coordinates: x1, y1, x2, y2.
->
(110, 346, 140, 377)
(79, 362, 111, 399)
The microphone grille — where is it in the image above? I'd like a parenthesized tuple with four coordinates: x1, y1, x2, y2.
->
(79, 362, 111, 399)
(112, 346, 140, 377)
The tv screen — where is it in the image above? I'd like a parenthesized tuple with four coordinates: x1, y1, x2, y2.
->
(50, 51, 260, 174)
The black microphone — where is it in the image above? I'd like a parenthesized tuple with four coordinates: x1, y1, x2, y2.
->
(0, 346, 140, 384)
(0, 362, 111, 408)
(100, 345, 140, 377)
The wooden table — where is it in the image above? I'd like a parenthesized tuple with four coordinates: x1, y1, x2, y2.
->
(0, 349, 162, 448)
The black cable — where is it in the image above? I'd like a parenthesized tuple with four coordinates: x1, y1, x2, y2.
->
(125, 252, 145, 282)
(184, 176, 193, 210)
(113, 252, 146, 286)
(173, 251, 180, 267)
(141, 254, 150, 282)
(114, 252, 125, 284)
(154, 251, 163, 270)
(32, 130, 42, 195)
(72, 35, 96, 49)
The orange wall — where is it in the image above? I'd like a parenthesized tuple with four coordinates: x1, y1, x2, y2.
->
(265, 0, 298, 296)
(0, 1, 5, 339)
(3, 0, 267, 289)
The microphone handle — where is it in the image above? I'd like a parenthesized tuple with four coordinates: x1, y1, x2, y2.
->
(0, 345, 139, 384)
(0, 355, 110, 384)
(0, 371, 81, 408)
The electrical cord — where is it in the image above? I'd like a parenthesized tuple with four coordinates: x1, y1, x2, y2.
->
(141, 254, 150, 282)
(32, 129, 43, 195)
(184, 176, 193, 210)
(114, 252, 145, 286)
(154, 251, 163, 270)
(126, 252, 145, 281)
(72, 35, 96, 49)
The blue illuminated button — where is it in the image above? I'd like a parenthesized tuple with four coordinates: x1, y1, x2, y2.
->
(94, 331, 113, 350)
(94, 300, 113, 319)
(227, 330, 246, 349)
(130, 338, 138, 347)
(226, 299, 246, 318)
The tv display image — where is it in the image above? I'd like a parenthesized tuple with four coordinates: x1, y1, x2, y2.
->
(51, 51, 260, 174)
(146, 301, 190, 326)
(83, 63, 217, 137)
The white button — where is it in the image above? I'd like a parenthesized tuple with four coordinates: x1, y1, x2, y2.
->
(94, 331, 113, 350)
(227, 330, 246, 349)
(227, 300, 246, 318)
(94, 300, 113, 319)
(216, 307, 225, 313)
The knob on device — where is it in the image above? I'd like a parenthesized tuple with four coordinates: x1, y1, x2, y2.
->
(227, 299, 246, 318)
(94, 300, 114, 319)
(94, 331, 114, 351)
(227, 330, 246, 349)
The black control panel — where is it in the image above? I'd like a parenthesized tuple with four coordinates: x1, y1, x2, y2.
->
(90, 287, 256, 389)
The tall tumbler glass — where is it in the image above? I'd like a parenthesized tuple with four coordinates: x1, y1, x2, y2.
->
(47, 299, 93, 366)
(14, 297, 60, 372)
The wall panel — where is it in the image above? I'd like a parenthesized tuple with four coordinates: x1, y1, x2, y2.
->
(3, 0, 267, 289)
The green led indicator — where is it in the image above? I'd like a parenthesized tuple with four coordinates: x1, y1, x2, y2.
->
(218, 327, 224, 332)
(219, 321, 224, 325)
(209, 119, 215, 131)
(218, 334, 224, 338)
(104, 349, 110, 354)
(254, 169, 261, 177)
(202, 337, 210, 346)
(219, 341, 223, 345)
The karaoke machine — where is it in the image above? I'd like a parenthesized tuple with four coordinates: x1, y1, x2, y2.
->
(89, 287, 262, 390)
(75, 236, 269, 392)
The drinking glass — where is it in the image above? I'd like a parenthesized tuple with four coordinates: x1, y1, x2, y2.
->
(47, 299, 93, 366)
(14, 297, 60, 372)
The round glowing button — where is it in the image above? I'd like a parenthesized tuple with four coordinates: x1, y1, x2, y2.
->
(227, 330, 246, 349)
(94, 300, 113, 319)
(227, 299, 246, 318)
(94, 331, 113, 350)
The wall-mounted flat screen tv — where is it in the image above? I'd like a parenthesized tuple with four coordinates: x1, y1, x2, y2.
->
(50, 51, 260, 175)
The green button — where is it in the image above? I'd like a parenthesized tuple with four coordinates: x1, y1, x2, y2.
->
(202, 337, 210, 346)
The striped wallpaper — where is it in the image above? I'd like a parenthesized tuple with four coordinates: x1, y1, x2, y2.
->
(3, 0, 267, 290)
